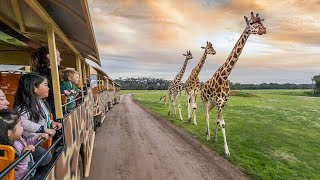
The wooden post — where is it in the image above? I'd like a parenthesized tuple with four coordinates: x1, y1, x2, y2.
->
(47, 25, 63, 119)
(76, 55, 84, 97)
(82, 62, 87, 88)
(106, 79, 109, 91)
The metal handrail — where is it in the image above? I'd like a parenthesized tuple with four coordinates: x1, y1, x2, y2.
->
(21, 136, 63, 180)
(0, 127, 59, 179)
(0, 139, 45, 179)
(61, 95, 83, 107)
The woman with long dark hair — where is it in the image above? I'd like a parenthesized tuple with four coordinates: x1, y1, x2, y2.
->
(31, 46, 63, 117)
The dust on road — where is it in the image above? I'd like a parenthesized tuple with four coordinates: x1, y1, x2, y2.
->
(86, 94, 247, 180)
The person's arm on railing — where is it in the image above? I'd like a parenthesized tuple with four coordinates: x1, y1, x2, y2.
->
(0, 127, 58, 179)
(51, 121, 62, 130)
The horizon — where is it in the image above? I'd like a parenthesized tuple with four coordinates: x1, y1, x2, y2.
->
(113, 76, 316, 85)
(88, 0, 320, 84)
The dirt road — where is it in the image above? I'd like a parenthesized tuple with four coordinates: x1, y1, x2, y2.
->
(86, 94, 247, 180)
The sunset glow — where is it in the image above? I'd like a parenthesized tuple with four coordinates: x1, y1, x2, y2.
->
(88, 0, 320, 84)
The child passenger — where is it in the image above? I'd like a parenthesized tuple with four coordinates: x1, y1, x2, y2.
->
(60, 69, 80, 113)
(0, 110, 49, 179)
(13, 73, 62, 167)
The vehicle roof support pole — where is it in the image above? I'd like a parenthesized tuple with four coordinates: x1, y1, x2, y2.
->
(76, 55, 84, 97)
(47, 25, 63, 119)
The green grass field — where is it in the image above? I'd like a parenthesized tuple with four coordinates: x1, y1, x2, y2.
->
(121, 89, 320, 180)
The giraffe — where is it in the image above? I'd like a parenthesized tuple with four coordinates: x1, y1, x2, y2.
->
(167, 50, 193, 120)
(201, 12, 266, 156)
(185, 41, 216, 125)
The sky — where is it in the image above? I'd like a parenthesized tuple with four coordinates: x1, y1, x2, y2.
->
(87, 0, 320, 84)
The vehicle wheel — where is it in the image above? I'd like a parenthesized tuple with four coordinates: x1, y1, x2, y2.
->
(77, 154, 84, 180)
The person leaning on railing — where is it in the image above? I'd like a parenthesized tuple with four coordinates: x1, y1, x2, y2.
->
(0, 110, 50, 179)
(0, 88, 10, 110)
(13, 73, 62, 167)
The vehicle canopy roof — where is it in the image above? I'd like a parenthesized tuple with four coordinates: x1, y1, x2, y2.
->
(0, 0, 100, 65)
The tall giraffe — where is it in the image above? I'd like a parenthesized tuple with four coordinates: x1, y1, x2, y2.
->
(168, 50, 193, 120)
(185, 41, 216, 125)
(201, 12, 267, 156)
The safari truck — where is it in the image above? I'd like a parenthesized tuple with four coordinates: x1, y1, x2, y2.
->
(0, 0, 116, 179)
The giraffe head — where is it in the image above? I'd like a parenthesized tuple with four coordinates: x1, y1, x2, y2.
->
(183, 50, 193, 60)
(201, 41, 216, 55)
(244, 12, 266, 35)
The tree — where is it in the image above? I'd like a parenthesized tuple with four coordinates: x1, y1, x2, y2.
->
(312, 74, 320, 94)
(114, 77, 170, 90)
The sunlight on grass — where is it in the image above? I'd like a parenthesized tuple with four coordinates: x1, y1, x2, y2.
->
(122, 89, 320, 180)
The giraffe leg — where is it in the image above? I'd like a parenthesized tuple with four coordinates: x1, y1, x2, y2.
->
(213, 111, 219, 143)
(189, 96, 194, 123)
(205, 103, 210, 141)
(164, 95, 168, 106)
(214, 114, 220, 141)
(172, 96, 177, 117)
(213, 120, 219, 143)
(187, 96, 191, 123)
(220, 119, 230, 156)
(191, 95, 197, 125)
(213, 105, 222, 142)
(168, 95, 172, 116)
(217, 107, 230, 156)
(193, 107, 197, 125)
(177, 93, 183, 120)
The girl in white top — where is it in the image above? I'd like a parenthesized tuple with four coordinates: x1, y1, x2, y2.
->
(13, 73, 62, 167)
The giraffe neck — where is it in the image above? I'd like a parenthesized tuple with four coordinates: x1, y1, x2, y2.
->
(193, 51, 208, 77)
(174, 58, 188, 82)
(219, 27, 250, 79)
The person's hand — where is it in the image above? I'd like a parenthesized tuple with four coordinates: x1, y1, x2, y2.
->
(70, 90, 76, 94)
(52, 121, 62, 130)
(64, 90, 71, 96)
(44, 128, 56, 137)
(22, 145, 35, 153)
(38, 133, 49, 140)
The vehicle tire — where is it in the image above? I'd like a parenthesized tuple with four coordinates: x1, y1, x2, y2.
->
(77, 154, 84, 180)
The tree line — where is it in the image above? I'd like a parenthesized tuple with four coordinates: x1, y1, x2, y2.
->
(230, 83, 313, 90)
(114, 77, 170, 90)
(114, 75, 320, 94)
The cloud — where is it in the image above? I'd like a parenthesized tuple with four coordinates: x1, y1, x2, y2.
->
(88, 0, 320, 83)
